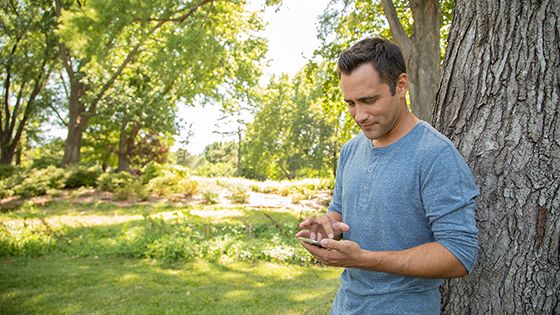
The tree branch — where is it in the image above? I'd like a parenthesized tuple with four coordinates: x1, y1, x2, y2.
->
(54, 0, 75, 83)
(87, 0, 214, 116)
(47, 103, 69, 128)
(380, 0, 412, 57)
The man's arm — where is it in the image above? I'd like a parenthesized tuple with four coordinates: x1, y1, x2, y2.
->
(301, 239, 467, 279)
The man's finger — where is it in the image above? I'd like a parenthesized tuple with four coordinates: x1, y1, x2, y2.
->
(299, 217, 317, 228)
(295, 230, 310, 238)
(332, 222, 350, 233)
(318, 215, 334, 239)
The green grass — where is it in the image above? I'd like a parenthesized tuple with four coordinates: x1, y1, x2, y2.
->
(0, 192, 338, 314)
(0, 256, 340, 314)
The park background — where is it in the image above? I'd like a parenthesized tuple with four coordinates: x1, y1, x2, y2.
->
(1, 0, 558, 314)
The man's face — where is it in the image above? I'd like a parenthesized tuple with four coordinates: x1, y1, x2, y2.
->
(340, 63, 407, 143)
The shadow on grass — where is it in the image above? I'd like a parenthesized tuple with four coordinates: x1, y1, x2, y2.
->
(0, 256, 340, 315)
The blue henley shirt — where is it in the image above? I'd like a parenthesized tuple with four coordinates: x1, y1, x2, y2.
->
(328, 121, 479, 315)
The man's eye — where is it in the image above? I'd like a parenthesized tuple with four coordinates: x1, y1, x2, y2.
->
(364, 98, 376, 104)
(346, 102, 355, 108)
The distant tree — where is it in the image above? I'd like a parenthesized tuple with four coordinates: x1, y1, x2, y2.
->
(433, 0, 559, 313)
(242, 69, 337, 180)
(0, 0, 58, 165)
(54, 0, 268, 166)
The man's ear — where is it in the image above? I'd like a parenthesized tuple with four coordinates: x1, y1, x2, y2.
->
(396, 73, 408, 97)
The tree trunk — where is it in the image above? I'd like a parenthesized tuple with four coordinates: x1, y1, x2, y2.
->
(433, 1, 560, 314)
(408, 0, 440, 122)
(380, 0, 440, 122)
(61, 80, 87, 166)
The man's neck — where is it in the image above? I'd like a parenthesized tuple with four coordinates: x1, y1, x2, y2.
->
(372, 110, 420, 148)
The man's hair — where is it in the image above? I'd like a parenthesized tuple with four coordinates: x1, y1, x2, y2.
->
(337, 37, 406, 95)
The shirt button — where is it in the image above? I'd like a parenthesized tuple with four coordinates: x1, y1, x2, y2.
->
(368, 167, 373, 172)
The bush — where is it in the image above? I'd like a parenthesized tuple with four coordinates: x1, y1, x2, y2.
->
(13, 166, 67, 198)
(30, 156, 61, 169)
(0, 165, 18, 180)
(229, 187, 249, 204)
(65, 165, 102, 188)
(145, 167, 197, 197)
(114, 181, 148, 201)
(178, 178, 198, 196)
(97, 172, 136, 192)
(141, 162, 165, 184)
(202, 190, 219, 204)
(146, 174, 179, 197)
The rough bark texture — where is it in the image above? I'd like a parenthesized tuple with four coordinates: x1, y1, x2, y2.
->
(381, 0, 440, 122)
(433, 0, 560, 314)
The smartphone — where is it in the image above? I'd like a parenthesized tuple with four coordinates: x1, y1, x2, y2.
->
(298, 237, 324, 247)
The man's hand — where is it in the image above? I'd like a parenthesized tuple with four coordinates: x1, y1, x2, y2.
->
(296, 212, 349, 241)
(300, 238, 363, 268)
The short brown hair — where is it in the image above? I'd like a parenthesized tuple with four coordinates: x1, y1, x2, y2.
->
(337, 37, 406, 95)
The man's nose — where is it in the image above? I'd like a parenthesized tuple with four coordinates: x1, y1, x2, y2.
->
(354, 105, 368, 123)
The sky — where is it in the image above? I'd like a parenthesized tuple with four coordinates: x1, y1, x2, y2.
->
(178, 0, 331, 154)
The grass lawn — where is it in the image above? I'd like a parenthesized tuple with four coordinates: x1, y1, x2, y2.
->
(0, 185, 341, 314)
(0, 256, 340, 315)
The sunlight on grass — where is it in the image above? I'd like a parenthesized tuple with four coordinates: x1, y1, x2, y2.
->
(0, 256, 341, 314)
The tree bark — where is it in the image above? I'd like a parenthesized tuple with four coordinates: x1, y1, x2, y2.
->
(380, 0, 440, 122)
(433, 0, 560, 313)
(61, 78, 87, 166)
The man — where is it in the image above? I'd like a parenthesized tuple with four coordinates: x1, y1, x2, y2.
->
(296, 37, 479, 314)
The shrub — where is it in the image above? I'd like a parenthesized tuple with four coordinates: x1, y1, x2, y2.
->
(13, 166, 67, 198)
(114, 181, 147, 201)
(141, 162, 165, 184)
(65, 165, 102, 188)
(97, 172, 136, 192)
(30, 156, 61, 169)
(145, 167, 197, 197)
(178, 178, 198, 197)
(229, 186, 249, 204)
(0, 165, 18, 180)
(202, 190, 219, 204)
(146, 174, 180, 197)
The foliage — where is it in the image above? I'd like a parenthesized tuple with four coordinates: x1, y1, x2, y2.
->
(0, 206, 318, 266)
(97, 172, 136, 192)
(146, 175, 198, 198)
(0, 165, 18, 180)
(204, 141, 238, 164)
(54, 0, 269, 165)
(65, 165, 102, 188)
(11, 166, 67, 198)
(0, 0, 59, 165)
(316, 0, 455, 61)
(113, 181, 148, 201)
(201, 190, 219, 205)
(241, 67, 356, 180)
(141, 161, 167, 184)
(193, 161, 236, 178)
(29, 138, 65, 169)
(229, 186, 250, 204)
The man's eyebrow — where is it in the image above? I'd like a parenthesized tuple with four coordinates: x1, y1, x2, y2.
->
(357, 94, 382, 102)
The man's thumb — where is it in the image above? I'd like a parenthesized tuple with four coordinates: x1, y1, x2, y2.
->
(320, 239, 345, 251)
